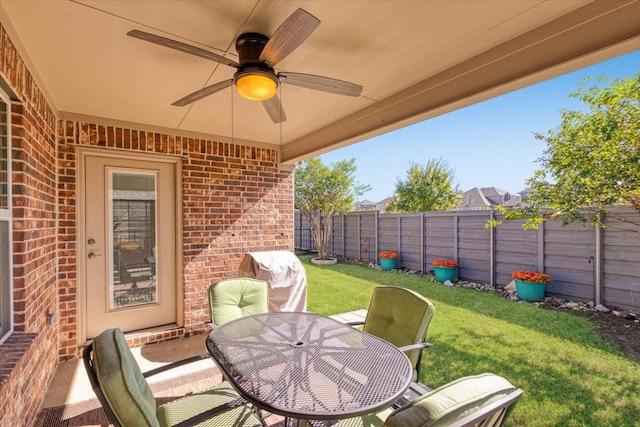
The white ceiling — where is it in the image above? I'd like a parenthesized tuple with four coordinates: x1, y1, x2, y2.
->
(1, 0, 639, 164)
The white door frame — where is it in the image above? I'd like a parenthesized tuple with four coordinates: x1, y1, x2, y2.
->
(77, 147, 183, 345)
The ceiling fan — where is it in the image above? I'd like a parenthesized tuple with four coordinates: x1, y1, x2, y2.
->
(128, 8, 363, 123)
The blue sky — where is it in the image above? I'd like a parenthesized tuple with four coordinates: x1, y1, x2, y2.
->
(320, 50, 640, 202)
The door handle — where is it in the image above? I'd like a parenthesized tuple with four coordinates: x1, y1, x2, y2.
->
(88, 252, 102, 260)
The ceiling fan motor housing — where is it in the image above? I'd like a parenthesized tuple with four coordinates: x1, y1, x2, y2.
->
(233, 32, 279, 99)
(236, 33, 269, 66)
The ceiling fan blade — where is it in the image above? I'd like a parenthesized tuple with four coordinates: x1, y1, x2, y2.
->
(279, 72, 362, 97)
(128, 30, 239, 68)
(259, 9, 320, 66)
(262, 96, 287, 123)
(172, 79, 234, 106)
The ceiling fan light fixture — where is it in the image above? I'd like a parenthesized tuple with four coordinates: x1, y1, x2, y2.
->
(132, 9, 361, 123)
(235, 70, 278, 101)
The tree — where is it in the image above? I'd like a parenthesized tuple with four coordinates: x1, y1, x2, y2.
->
(386, 159, 461, 213)
(295, 158, 370, 260)
(495, 72, 640, 231)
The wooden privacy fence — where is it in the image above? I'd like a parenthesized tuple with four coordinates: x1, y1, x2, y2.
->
(294, 207, 640, 313)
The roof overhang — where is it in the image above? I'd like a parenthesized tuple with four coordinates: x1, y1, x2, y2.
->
(1, 1, 639, 164)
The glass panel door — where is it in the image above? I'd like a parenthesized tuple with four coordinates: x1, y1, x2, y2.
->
(84, 152, 176, 339)
(109, 171, 157, 309)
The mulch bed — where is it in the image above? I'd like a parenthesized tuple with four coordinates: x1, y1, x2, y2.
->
(568, 309, 640, 361)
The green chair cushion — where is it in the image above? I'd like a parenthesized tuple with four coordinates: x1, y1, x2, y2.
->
(363, 287, 434, 380)
(209, 278, 269, 325)
(384, 373, 516, 427)
(156, 381, 262, 427)
(92, 328, 158, 427)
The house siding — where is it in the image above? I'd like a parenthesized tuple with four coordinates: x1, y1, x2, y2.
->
(0, 21, 294, 426)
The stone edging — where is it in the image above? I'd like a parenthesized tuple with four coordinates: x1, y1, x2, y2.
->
(347, 257, 639, 323)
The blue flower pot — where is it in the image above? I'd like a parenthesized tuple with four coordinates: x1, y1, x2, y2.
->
(380, 258, 398, 271)
(433, 266, 456, 282)
(515, 279, 547, 302)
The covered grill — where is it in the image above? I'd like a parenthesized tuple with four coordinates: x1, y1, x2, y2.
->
(238, 251, 307, 312)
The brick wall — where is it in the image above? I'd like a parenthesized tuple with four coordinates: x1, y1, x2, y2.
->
(12, 103, 58, 334)
(0, 333, 47, 426)
(0, 23, 59, 427)
(181, 139, 293, 328)
(57, 123, 294, 358)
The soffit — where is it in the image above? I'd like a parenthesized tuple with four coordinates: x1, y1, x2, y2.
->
(1, 0, 639, 163)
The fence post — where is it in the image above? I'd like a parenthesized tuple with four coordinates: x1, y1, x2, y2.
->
(537, 221, 545, 272)
(342, 214, 346, 258)
(330, 215, 334, 255)
(375, 210, 379, 263)
(357, 213, 362, 261)
(489, 209, 495, 286)
(421, 212, 425, 274)
(453, 212, 459, 260)
(595, 213, 603, 305)
(397, 216, 402, 262)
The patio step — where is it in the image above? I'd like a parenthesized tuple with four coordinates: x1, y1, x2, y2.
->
(329, 309, 367, 324)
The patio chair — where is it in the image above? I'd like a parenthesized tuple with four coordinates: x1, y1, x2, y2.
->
(349, 286, 435, 381)
(333, 373, 523, 427)
(83, 328, 263, 427)
(208, 277, 269, 328)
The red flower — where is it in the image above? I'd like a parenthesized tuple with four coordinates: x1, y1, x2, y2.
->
(512, 271, 552, 284)
(379, 251, 398, 260)
(433, 259, 457, 268)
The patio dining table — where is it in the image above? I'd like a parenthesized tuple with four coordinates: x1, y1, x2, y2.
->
(206, 311, 412, 426)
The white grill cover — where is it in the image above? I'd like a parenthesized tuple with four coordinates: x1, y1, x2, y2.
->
(238, 251, 307, 312)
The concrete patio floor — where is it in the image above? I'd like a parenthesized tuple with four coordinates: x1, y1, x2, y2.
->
(38, 310, 369, 426)
(40, 333, 216, 410)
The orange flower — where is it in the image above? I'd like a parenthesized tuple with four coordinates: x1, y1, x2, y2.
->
(512, 271, 552, 284)
(379, 251, 398, 260)
(433, 259, 457, 268)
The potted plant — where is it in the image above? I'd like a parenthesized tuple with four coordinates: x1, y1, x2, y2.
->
(432, 259, 458, 282)
(512, 271, 552, 302)
(379, 251, 399, 271)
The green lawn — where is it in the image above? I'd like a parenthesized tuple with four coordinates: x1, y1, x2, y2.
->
(300, 254, 640, 427)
